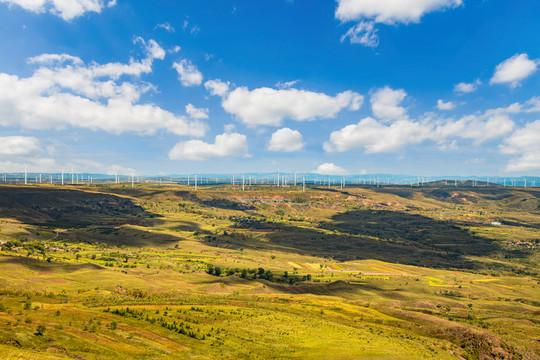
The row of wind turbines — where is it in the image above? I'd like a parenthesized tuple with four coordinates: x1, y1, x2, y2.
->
(1, 168, 537, 191)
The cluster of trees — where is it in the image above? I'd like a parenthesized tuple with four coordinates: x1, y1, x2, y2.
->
(1, 240, 46, 257)
(105, 307, 207, 340)
(206, 265, 312, 284)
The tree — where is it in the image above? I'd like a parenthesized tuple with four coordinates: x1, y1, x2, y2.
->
(214, 267, 222, 276)
(35, 324, 46, 336)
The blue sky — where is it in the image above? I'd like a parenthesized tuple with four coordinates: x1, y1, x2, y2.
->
(0, 0, 539, 176)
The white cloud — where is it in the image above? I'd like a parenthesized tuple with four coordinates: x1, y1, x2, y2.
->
(169, 132, 248, 161)
(169, 46, 181, 54)
(371, 86, 407, 121)
(434, 114, 515, 145)
(185, 103, 209, 119)
(336, 0, 462, 24)
(0, 41, 206, 137)
(0, 0, 115, 21)
(524, 97, 540, 113)
(336, 0, 462, 46)
(173, 59, 203, 87)
(324, 110, 515, 153)
(145, 39, 166, 60)
(224, 123, 236, 133)
(324, 117, 431, 153)
(221, 86, 363, 126)
(500, 120, 540, 172)
(437, 99, 455, 110)
(314, 163, 348, 175)
(28, 53, 83, 65)
(155, 22, 175, 33)
(204, 79, 230, 97)
(340, 21, 379, 47)
(267, 128, 304, 152)
(276, 80, 299, 89)
(454, 79, 481, 94)
(0, 136, 42, 156)
(490, 53, 538, 88)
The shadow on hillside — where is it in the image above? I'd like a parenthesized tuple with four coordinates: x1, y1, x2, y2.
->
(0, 256, 104, 273)
(199, 198, 256, 211)
(60, 225, 185, 247)
(0, 186, 164, 226)
(214, 209, 511, 270)
(320, 210, 500, 257)
(265, 280, 409, 301)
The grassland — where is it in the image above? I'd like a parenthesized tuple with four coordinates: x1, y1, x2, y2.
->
(0, 183, 538, 359)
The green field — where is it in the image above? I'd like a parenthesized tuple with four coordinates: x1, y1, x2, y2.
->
(0, 183, 538, 359)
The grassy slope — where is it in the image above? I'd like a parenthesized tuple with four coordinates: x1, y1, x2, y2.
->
(0, 184, 538, 359)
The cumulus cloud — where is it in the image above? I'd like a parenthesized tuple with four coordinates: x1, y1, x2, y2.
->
(267, 128, 304, 152)
(168, 132, 248, 161)
(204, 79, 230, 97)
(173, 59, 203, 87)
(500, 120, 540, 172)
(324, 117, 431, 153)
(0, 40, 206, 137)
(371, 86, 407, 121)
(221, 87, 363, 126)
(144, 39, 166, 60)
(490, 53, 538, 88)
(185, 104, 209, 119)
(437, 99, 455, 110)
(0, 0, 116, 21)
(314, 163, 348, 175)
(0, 136, 42, 156)
(336, 0, 462, 46)
(454, 80, 481, 94)
(434, 114, 515, 145)
(324, 112, 515, 153)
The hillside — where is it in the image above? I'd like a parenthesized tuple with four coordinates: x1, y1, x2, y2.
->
(0, 184, 538, 359)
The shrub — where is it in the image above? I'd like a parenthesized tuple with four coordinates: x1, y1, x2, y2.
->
(35, 324, 46, 336)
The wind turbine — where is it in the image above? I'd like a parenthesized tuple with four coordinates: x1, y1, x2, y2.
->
(24, 166, 27, 185)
